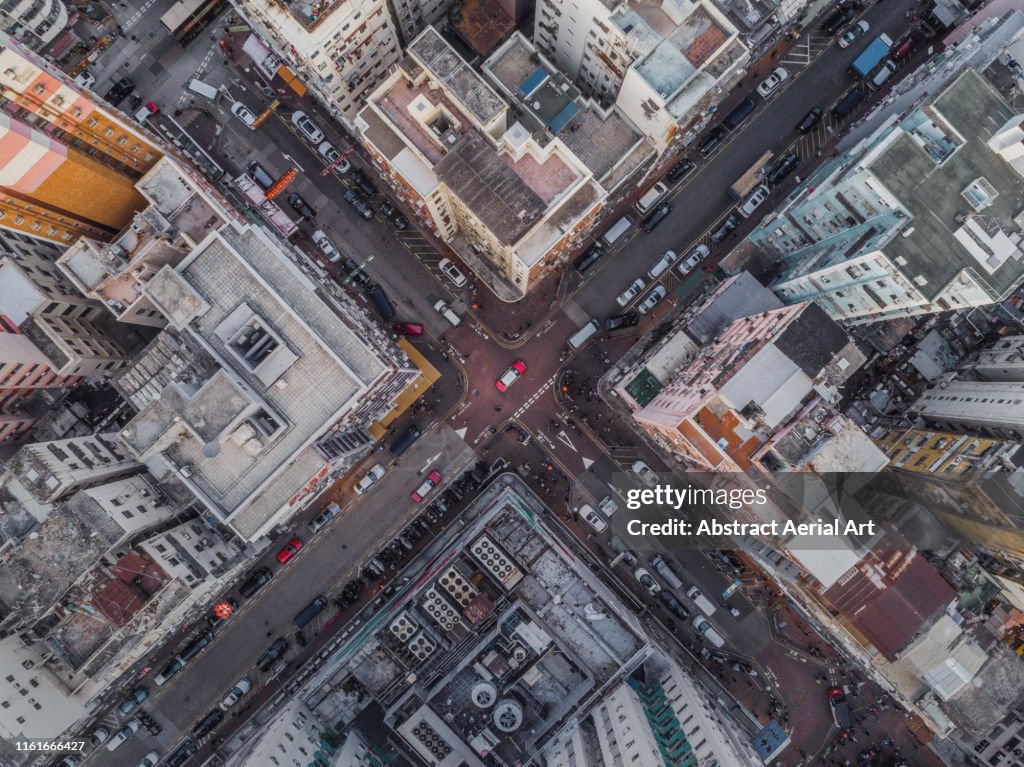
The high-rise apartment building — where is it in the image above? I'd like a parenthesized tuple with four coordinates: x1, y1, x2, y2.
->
(0, 35, 164, 245)
(534, 0, 747, 149)
(356, 29, 652, 298)
(0, 0, 69, 54)
(732, 66, 1024, 324)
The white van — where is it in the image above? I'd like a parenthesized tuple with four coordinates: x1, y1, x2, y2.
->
(693, 616, 725, 648)
(635, 181, 669, 215)
(187, 78, 219, 100)
(567, 319, 600, 350)
(434, 299, 462, 327)
(738, 184, 769, 218)
(686, 586, 717, 616)
(647, 250, 677, 280)
(437, 258, 467, 288)
(601, 215, 633, 247)
(869, 61, 896, 91)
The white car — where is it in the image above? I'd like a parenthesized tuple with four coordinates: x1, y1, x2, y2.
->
(74, 70, 95, 89)
(291, 110, 325, 144)
(680, 244, 710, 274)
(632, 460, 657, 487)
(219, 677, 252, 710)
(598, 495, 619, 516)
(616, 278, 646, 307)
(230, 101, 257, 129)
(354, 463, 386, 494)
(739, 184, 769, 218)
(438, 258, 467, 288)
(693, 616, 726, 647)
(637, 284, 667, 315)
(136, 752, 160, 767)
(756, 66, 789, 98)
(838, 20, 869, 48)
(634, 568, 662, 595)
(580, 503, 607, 533)
(318, 141, 350, 172)
(106, 719, 140, 751)
(312, 229, 341, 263)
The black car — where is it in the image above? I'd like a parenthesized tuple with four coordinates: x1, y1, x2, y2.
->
(767, 153, 800, 184)
(666, 158, 695, 182)
(711, 214, 738, 243)
(191, 709, 224, 739)
(574, 244, 605, 275)
(605, 311, 639, 331)
(178, 630, 213, 662)
(659, 590, 691, 620)
(257, 637, 288, 672)
(164, 740, 196, 767)
(796, 106, 823, 134)
(822, 7, 854, 34)
(379, 200, 408, 230)
(697, 126, 726, 156)
(344, 189, 373, 220)
(104, 77, 134, 105)
(340, 256, 371, 287)
(287, 193, 316, 220)
(642, 202, 671, 232)
(238, 567, 273, 599)
(348, 168, 377, 197)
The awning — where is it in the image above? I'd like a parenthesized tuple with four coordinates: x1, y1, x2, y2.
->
(276, 65, 307, 97)
(44, 29, 78, 59)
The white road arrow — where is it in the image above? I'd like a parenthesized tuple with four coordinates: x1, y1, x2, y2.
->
(555, 431, 578, 453)
(454, 427, 468, 439)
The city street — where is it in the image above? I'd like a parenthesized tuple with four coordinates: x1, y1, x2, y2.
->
(55, 0, 939, 762)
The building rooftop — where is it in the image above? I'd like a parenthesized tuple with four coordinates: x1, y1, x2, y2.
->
(686, 271, 783, 344)
(409, 27, 507, 127)
(869, 70, 1024, 301)
(119, 227, 386, 538)
(453, 0, 515, 57)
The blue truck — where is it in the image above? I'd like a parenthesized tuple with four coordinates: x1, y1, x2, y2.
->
(851, 34, 893, 78)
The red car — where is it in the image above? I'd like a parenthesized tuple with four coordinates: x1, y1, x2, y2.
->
(495, 360, 527, 392)
(276, 537, 303, 564)
(394, 322, 424, 336)
(411, 470, 442, 503)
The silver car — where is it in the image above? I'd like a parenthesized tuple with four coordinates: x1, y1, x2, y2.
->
(636, 285, 667, 315)
(291, 110, 324, 144)
(219, 677, 252, 710)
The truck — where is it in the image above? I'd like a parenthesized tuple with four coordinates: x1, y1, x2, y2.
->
(729, 151, 772, 201)
(649, 554, 683, 590)
(851, 34, 893, 78)
(686, 586, 717, 616)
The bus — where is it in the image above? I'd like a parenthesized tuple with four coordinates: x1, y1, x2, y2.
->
(160, 0, 226, 44)
(728, 150, 773, 201)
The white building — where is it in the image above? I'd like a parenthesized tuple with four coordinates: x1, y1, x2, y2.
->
(534, 0, 748, 149)
(961, 335, 1024, 382)
(7, 432, 140, 503)
(138, 519, 238, 587)
(0, 635, 87, 741)
(913, 379, 1024, 440)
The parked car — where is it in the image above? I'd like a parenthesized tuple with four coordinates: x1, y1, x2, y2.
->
(153, 657, 185, 686)
(341, 257, 371, 287)
(379, 200, 408, 230)
(348, 167, 377, 197)
(738, 184, 770, 218)
(230, 101, 257, 128)
(637, 285, 668, 315)
(892, 30, 924, 61)
(838, 19, 869, 47)
(308, 503, 342, 533)
(89, 726, 111, 748)
(659, 590, 691, 620)
(767, 153, 800, 185)
(680, 244, 710, 273)
(286, 192, 315, 220)
(710, 214, 738, 243)
(575, 244, 605, 274)
(756, 66, 789, 97)
(354, 464, 386, 494)
(605, 311, 639, 331)
(666, 158, 695, 182)
(191, 709, 224, 739)
(219, 677, 252, 710)
(393, 322, 424, 336)
(318, 141, 350, 172)
(312, 229, 341, 262)
(163, 740, 197, 767)
(256, 637, 289, 672)
(106, 720, 141, 751)
(104, 77, 134, 105)
(641, 202, 671, 232)
(276, 537, 303, 564)
(697, 126, 726, 156)
(411, 470, 442, 503)
(291, 110, 324, 144)
(693, 616, 726, 647)
(634, 568, 662, 595)
(343, 189, 373, 220)
(438, 258, 467, 287)
(616, 278, 646, 307)
(632, 460, 657, 486)
(598, 495, 620, 516)
(117, 687, 148, 715)
(822, 6, 854, 34)
(832, 88, 864, 118)
(580, 504, 607, 533)
(238, 567, 273, 599)
(496, 360, 527, 392)
(135, 752, 160, 767)
(796, 106, 824, 134)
